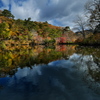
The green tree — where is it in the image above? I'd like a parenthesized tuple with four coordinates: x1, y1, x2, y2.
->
(24, 17, 34, 31)
(49, 29, 62, 38)
(2, 9, 14, 19)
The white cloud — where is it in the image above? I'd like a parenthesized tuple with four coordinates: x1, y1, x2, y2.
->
(0, 0, 89, 28)
(11, 0, 40, 20)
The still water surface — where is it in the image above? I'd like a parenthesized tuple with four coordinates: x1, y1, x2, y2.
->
(0, 45, 100, 100)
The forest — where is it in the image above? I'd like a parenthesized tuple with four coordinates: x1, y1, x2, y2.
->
(0, 9, 78, 47)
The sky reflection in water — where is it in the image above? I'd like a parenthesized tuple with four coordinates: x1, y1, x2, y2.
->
(0, 53, 100, 100)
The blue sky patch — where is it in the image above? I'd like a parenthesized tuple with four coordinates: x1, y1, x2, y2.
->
(0, 0, 4, 8)
(53, 19, 63, 26)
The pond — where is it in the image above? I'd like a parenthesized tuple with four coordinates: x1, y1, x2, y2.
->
(0, 45, 100, 100)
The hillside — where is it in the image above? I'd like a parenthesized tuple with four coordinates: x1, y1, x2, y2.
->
(0, 9, 99, 46)
(0, 9, 77, 46)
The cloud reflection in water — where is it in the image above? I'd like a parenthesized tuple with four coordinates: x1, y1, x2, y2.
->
(0, 55, 100, 100)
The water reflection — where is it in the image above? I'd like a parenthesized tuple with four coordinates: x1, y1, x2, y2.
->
(0, 45, 76, 77)
(0, 45, 100, 100)
(70, 54, 100, 94)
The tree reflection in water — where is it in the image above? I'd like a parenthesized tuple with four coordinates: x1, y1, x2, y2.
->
(0, 45, 76, 76)
(69, 53, 100, 94)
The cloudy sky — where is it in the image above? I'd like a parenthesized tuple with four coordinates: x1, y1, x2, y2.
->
(0, 0, 89, 28)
